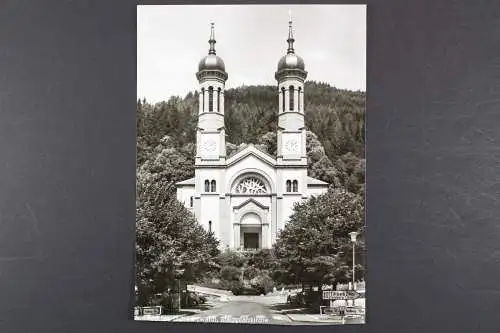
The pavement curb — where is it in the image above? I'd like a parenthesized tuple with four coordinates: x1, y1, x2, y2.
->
(283, 313, 344, 324)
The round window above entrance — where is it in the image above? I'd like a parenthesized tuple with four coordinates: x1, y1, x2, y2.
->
(234, 176, 268, 194)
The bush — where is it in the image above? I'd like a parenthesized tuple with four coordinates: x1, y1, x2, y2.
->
(251, 273, 275, 294)
(218, 249, 246, 268)
(247, 249, 275, 270)
(244, 266, 260, 280)
(223, 280, 244, 295)
(220, 265, 241, 281)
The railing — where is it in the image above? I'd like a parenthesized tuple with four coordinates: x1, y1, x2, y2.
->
(336, 280, 366, 291)
(239, 248, 259, 253)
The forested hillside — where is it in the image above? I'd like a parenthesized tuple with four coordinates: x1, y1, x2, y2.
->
(137, 81, 365, 196)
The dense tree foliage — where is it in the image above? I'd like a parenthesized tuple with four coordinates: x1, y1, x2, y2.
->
(271, 189, 366, 288)
(135, 137, 218, 305)
(137, 81, 365, 194)
(135, 81, 366, 300)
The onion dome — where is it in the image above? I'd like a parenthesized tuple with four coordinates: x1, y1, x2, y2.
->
(277, 53, 305, 71)
(198, 23, 226, 73)
(275, 15, 307, 80)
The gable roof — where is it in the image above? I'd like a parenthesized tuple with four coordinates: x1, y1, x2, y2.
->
(232, 198, 269, 211)
(227, 143, 272, 159)
(307, 176, 329, 186)
(176, 177, 195, 186)
(226, 144, 277, 168)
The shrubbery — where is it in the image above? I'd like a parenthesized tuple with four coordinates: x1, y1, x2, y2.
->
(198, 249, 277, 295)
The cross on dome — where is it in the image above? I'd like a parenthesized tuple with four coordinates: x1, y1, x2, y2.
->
(208, 22, 216, 55)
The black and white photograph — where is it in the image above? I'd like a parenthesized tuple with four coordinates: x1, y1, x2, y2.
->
(7, 1, 500, 333)
(135, 4, 366, 325)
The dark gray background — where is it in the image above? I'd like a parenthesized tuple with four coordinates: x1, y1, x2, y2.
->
(1, 1, 499, 332)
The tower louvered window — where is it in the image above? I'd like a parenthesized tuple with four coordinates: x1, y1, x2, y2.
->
(201, 88, 205, 111)
(289, 86, 294, 111)
(217, 88, 221, 112)
(298, 87, 302, 111)
(208, 86, 214, 112)
(281, 87, 285, 112)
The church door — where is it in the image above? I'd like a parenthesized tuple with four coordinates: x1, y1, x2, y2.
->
(243, 233, 259, 249)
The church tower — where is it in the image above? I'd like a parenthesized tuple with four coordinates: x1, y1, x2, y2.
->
(275, 16, 308, 167)
(193, 23, 228, 239)
(274, 15, 309, 236)
(195, 23, 228, 166)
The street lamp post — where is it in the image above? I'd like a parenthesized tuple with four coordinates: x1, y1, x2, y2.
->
(349, 231, 358, 308)
(178, 279, 181, 310)
(349, 232, 358, 290)
(175, 268, 185, 312)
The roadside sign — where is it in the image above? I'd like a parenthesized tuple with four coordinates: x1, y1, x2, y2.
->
(142, 306, 162, 315)
(322, 290, 360, 300)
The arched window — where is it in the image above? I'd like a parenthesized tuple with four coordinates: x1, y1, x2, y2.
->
(289, 86, 294, 111)
(281, 87, 285, 112)
(217, 88, 221, 112)
(190, 196, 193, 207)
(204, 180, 210, 192)
(210, 180, 216, 192)
(208, 86, 214, 112)
(234, 176, 268, 194)
(201, 88, 205, 111)
(298, 87, 302, 112)
(292, 180, 298, 192)
(286, 180, 291, 192)
(208, 221, 212, 233)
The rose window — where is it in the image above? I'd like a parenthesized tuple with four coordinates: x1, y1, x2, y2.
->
(235, 177, 267, 194)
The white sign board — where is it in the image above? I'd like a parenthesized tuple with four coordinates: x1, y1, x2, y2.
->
(322, 290, 360, 300)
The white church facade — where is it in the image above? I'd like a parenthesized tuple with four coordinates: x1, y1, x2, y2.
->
(176, 20, 328, 251)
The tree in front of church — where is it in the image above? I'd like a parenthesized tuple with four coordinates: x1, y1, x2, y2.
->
(135, 136, 219, 306)
(271, 189, 366, 291)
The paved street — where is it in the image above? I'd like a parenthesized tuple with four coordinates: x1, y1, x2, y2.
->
(174, 300, 292, 324)
(170, 295, 346, 325)
(136, 289, 364, 325)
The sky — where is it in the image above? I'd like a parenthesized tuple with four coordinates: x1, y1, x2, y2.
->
(137, 5, 366, 103)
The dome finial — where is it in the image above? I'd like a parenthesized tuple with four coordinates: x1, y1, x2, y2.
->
(287, 11, 295, 54)
(209, 22, 216, 55)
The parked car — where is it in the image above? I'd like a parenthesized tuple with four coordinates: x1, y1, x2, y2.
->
(287, 290, 330, 308)
(231, 285, 265, 296)
(183, 291, 207, 306)
(150, 292, 175, 311)
(286, 293, 298, 305)
(287, 292, 306, 306)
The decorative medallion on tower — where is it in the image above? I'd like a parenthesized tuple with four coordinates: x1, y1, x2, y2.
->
(200, 134, 219, 157)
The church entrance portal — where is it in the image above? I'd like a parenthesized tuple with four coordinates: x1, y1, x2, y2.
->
(239, 213, 263, 251)
(232, 197, 271, 250)
(243, 232, 259, 249)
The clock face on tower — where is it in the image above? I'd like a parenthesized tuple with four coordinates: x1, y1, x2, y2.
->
(284, 139, 299, 154)
(202, 139, 217, 153)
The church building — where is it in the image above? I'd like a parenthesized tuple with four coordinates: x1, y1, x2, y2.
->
(176, 19, 329, 251)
